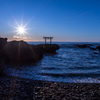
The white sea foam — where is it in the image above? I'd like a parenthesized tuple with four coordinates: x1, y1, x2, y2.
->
(73, 78, 100, 83)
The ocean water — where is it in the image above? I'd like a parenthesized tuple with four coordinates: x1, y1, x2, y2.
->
(3, 42, 100, 83)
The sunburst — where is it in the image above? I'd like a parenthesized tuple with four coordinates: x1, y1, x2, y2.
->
(17, 26, 25, 35)
(9, 17, 34, 40)
(10, 18, 32, 40)
(13, 19, 28, 36)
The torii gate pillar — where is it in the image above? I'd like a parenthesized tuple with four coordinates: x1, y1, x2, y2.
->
(43, 37, 53, 44)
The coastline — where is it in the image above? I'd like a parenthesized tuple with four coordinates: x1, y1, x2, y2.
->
(0, 74, 100, 100)
(0, 38, 100, 99)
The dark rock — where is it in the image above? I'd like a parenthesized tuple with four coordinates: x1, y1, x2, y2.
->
(0, 40, 43, 64)
(90, 48, 97, 50)
(85, 44, 93, 46)
(96, 46, 100, 52)
(0, 59, 5, 74)
(37, 44, 60, 53)
(52, 52, 58, 55)
(74, 44, 93, 48)
(74, 44, 88, 48)
(93, 52, 98, 54)
(97, 90, 100, 96)
(96, 46, 100, 49)
(0, 37, 7, 50)
(30, 44, 43, 60)
(0, 40, 59, 64)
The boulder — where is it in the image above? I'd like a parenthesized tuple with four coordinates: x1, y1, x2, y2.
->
(90, 48, 97, 50)
(0, 40, 43, 64)
(30, 44, 43, 60)
(93, 52, 98, 54)
(0, 59, 5, 74)
(96, 46, 100, 52)
(0, 40, 60, 64)
(74, 44, 88, 48)
(0, 37, 7, 50)
(74, 44, 92, 48)
(37, 44, 60, 53)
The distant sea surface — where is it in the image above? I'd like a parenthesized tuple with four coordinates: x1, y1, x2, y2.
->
(4, 42, 100, 83)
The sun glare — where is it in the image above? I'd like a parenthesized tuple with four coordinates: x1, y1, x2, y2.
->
(18, 27, 25, 34)
(11, 18, 33, 40)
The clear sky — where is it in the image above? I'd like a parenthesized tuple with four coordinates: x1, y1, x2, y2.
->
(0, 0, 100, 42)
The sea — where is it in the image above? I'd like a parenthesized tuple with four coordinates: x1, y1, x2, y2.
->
(3, 42, 100, 83)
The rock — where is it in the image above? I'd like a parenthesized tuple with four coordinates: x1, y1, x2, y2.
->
(74, 44, 88, 48)
(0, 40, 59, 64)
(0, 37, 7, 50)
(96, 46, 100, 52)
(90, 48, 97, 50)
(97, 90, 100, 96)
(30, 44, 43, 60)
(75, 44, 93, 48)
(93, 52, 98, 54)
(37, 44, 60, 53)
(0, 40, 43, 64)
(96, 46, 100, 49)
(0, 59, 5, 74)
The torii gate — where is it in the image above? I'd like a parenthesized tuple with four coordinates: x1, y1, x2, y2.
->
(43, 37, 53, 44)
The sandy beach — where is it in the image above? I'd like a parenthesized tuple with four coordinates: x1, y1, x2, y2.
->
(0, 74, 100, 100)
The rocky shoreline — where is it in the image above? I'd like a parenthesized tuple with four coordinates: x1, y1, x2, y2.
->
(0, 74, 100, 100)
(1, 38, 100, 99)
(0, 38, 59, 64)
(74, 44, 100, 52)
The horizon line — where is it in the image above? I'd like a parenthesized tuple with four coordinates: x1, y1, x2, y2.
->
(7, 40, 100, 43)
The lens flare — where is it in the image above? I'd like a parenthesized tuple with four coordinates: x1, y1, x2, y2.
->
(18, 27, 25, 34)
(10, 17, 33, 40)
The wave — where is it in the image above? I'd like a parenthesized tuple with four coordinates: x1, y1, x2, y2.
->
(39, 72, 100, 78)
(69, 66, 100, 70)
(59, 44, 77, 48)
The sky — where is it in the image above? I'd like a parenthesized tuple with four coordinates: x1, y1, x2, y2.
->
(0, 0, 100, 42)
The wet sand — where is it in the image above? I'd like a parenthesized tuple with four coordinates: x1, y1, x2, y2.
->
(0, 74, 100, 100)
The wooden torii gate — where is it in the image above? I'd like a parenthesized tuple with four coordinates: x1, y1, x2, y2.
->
(43, 37, 53, 44)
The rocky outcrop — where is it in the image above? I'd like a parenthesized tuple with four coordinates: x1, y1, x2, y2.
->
(90, 48, 97, 50)
(74, 44, 92, 48)
(0, 40, 43, 64)
(90, 46, 100, 52)
(37, 44, 60, 53)
(93, 52, 98, 54)
(0, 37, 7, 50)
(0, 37, 7, 73)
(0, 59, 5, 74)
(0, 40, 59, 64)
(74, 44, 88, 48)
(96, 46, 100, 52)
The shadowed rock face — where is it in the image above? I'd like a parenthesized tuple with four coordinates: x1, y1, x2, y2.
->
(74, 44, 88, 48)
(74, 44, 92, 48)
(90, 46, 100, 52)
(96, 46, 100, 52)
(0, 40, 59, 64)
(37, 44, 60, 53)
(90, 48, 97, 50)
(0, 40, 43, 64)
(0, 37, 7, 50)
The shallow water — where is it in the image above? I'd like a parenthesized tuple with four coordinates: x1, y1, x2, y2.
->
(3, 42, 100, 83)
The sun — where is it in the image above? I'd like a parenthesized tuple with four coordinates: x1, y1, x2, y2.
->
(11, 19, 28, 36)
(10, 18, 33, 40)
(18, 27, 25, 34)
